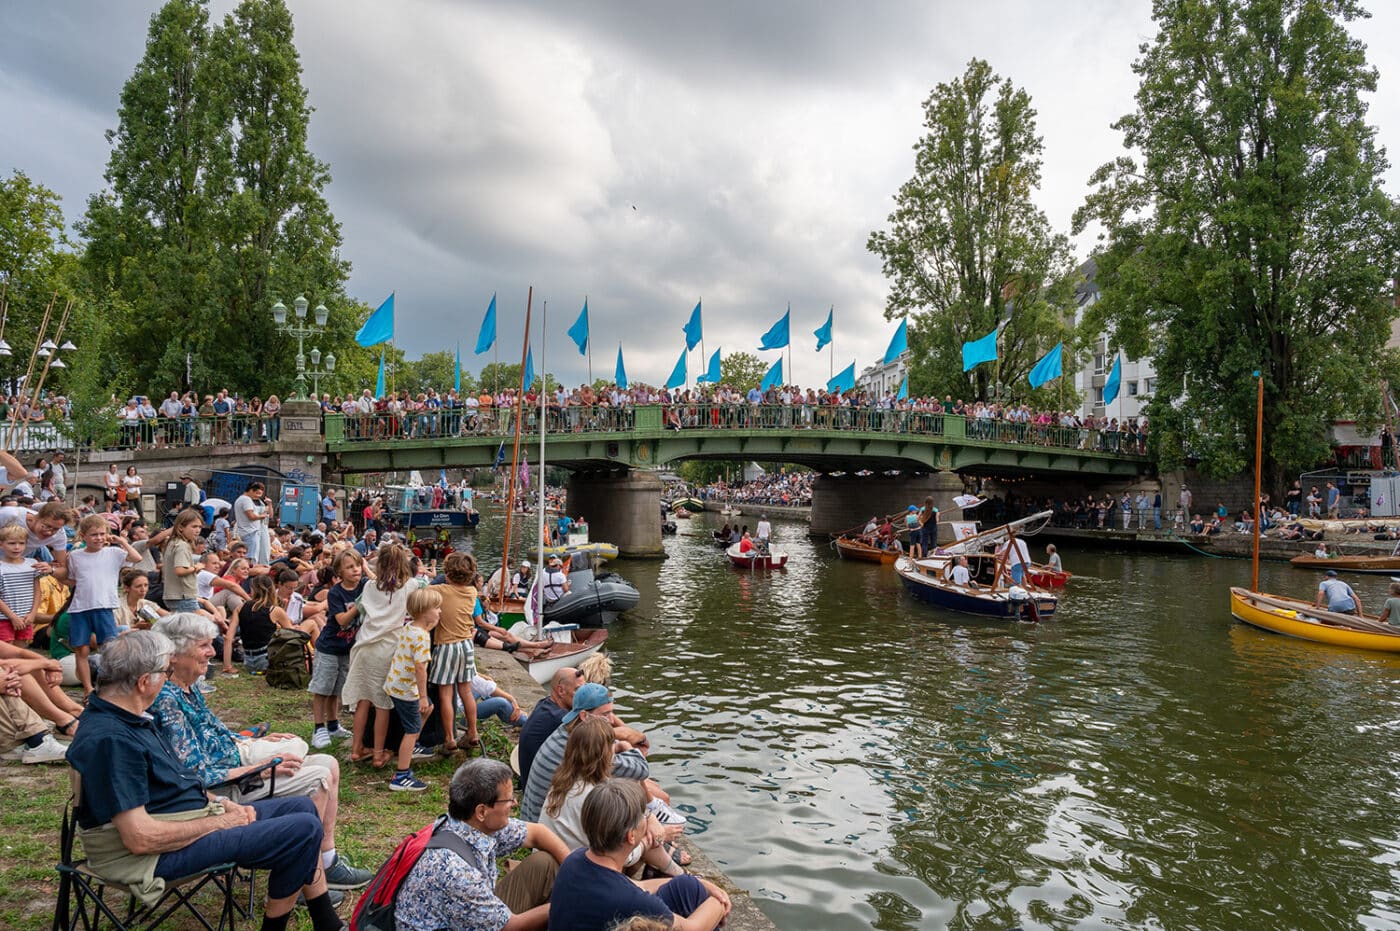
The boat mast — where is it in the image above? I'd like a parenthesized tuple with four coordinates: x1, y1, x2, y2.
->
(536, 302, 548, 620)
(1252, 370, 1263, 593)
(496, 287, 532, 613)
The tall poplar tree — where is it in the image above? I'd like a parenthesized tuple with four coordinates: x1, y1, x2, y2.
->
(1074, 0, 1400, 487)
(868, 59, 1077, 403)
(80, 0, 367, 397)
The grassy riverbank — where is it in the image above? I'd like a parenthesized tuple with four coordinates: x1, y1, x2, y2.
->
(0, 673, 514, 930)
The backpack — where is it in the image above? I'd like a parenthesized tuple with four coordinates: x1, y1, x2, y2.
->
(264, 628, 312, 690)
(351, 816, 474, 931)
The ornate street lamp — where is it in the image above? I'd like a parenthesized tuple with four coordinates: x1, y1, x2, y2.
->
(269, 294, 330, 400)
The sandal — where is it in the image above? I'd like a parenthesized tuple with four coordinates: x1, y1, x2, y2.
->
(665, 843, 692, 867)
(465, 737, 482, 757)
(54, 718, 79, 739)
(372, 750, 392, 769)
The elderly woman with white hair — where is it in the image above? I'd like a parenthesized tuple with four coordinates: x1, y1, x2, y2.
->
(147, 613, 373, 891)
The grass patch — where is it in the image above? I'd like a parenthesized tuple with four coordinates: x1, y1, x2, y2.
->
(2, 674, 519, 930)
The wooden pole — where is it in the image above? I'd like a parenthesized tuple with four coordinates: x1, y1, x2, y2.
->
(7, 292, 57, 450)
(494, 287, 532, 613)
(1251, 372, 1263, 592)
(17, 298, 74, 449)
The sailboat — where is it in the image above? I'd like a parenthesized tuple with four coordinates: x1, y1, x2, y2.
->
(504, 299, 608, 682)
(1228, 372, 1400, 651)
(894, 511, 1058, 620)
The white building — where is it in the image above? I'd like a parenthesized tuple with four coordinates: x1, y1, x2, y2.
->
(1072, 258, 1157, 421)
(856, 351, 908, 397)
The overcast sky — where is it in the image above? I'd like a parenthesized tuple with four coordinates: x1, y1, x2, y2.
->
(3, 1, 1398, 389)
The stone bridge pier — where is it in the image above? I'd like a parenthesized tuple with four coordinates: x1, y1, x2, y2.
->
(810, 471, 966, 543)
(566, 469, 665, 559)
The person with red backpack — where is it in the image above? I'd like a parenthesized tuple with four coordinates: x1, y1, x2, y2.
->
(359, 758, 569, 931)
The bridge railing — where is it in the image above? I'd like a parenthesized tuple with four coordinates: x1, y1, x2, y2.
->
(325, 405, 1148, 456)
(2, 415, 281, 453)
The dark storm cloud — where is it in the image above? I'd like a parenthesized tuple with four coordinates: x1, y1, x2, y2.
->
(3, 1, 1398, 388)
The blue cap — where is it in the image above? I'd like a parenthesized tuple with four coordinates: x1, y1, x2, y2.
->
(908, 505, 918, 511)
(562, 682, 611, 724)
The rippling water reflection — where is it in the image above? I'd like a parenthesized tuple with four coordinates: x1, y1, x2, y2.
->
(469, 511, 1400, 929)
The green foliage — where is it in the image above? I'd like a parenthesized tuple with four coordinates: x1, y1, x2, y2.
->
(0, 171, 72, 392)
(78, 0, 373, 399)
(398, 349, 475, 396)
(868, 59, 1078, 403)
(476, 362, 556, 394)
(678, 460, 735, 486)
(718, 351, 768, 393)
(1073, 0, 1400, 486)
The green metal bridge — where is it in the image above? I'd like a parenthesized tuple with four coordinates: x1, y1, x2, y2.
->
(324, 406, 1150, 477)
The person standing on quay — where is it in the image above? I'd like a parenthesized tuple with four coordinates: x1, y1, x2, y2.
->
(234, 482, 272, 566)
(1178, 484, 1193, 527)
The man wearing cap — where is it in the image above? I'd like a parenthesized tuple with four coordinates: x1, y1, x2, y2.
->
(49, 451, 67, 501)
(517, 666, 582, 788)
(1316, 570, 1363, 616)
(520, 683, 651, 822)
(180, 474, 201, 509)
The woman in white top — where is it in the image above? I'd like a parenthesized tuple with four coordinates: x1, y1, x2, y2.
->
(104, 464, 120, 510)
(121, 465, 144, 517)
(341, 544, 425, 767)
(539, 717, 684, 876)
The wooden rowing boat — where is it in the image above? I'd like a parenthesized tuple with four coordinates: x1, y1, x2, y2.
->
(726, 542, 788, 569)
(895, 552, 1057, 620)
(833, 536, 898, 564)
(1289, 550, 1400, 575)
(1229, 587, 1400, 652)
(1027, 564, 1072, 588)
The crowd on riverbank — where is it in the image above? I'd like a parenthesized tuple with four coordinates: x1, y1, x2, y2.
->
(698, 472, 815, 508)
(0, 450, 736, 928)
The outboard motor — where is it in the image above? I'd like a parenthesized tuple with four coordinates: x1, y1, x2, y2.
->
(1008, 585, 1040, 623)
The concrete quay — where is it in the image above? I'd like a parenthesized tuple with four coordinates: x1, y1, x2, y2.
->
(1036, 525, 1399, 563)
(475, 648, 780, 931)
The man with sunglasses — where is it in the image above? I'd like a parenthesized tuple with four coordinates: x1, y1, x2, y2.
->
(396, 758, 569, 931)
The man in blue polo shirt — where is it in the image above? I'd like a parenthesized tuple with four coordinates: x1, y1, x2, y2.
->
(66, 631, 345, 931)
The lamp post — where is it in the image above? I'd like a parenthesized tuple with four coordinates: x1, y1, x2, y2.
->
(270, 295, 330, 401)
(307, 347, 336, 399)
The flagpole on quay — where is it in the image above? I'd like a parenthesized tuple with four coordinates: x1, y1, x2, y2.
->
(495, 286, 532, 614)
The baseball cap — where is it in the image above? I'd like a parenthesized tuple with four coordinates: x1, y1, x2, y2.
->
(562, 682, 611, 724)
(908, 505, 918, 512)
(1325, 569, 1338, 577)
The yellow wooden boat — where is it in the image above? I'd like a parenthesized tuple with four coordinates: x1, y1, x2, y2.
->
(1229, 587, 1400, 653)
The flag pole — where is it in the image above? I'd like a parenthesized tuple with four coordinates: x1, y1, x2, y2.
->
(495, 286, 532, 614)
(699, 296, 705, 378)
(586, 296, 593, 385)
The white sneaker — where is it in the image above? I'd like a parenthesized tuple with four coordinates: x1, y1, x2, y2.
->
(328, 727, 351, 741)
(311, 728, 331, 749)
(21, 735, 68, 765)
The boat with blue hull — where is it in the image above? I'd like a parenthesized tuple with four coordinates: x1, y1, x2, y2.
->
(894, 511, 1059, 621)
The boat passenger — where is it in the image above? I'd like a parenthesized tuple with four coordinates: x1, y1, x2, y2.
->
(541, 556, 571, 606)
(511, 561, 534, 598)
(996, 536, 1031, 585)
(1314, 543, 1330, 559)
(1378, 582, 1400, 627)
(1315, 569, 1363, 616)
(918, 497, 939, 550)
(1045, 544, 1063, 573)
(878, 517, 899, 552)
(737, 532, 755, 555)
(950, 555, 978, 589)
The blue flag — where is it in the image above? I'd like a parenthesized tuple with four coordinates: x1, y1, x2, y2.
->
(454, 341, 461, 392)
(814, 307, 833, 352)
(697, 348, 721, 384)
(356, 293, 394, 347)
(961, 326, 999, 372)
(1027, 342, 1063, 389)
(523, 347, 535, 389)
(665, 347, 687, 390)
(883, 318, 908, 364)
(758, 305, 791, 351)
(374, 349, 385, 399)
(827, 361, 855, 394)
(568, 300, 589, 355)
(683, 301, 703, 351)
(1103, 354, 1122, 405)
(760, 357, 783, 391)
(897, 374, 908, 400)
(475, 293, 497, 354)
(494, 441, 506, 468)
(615, 345, 628, 389)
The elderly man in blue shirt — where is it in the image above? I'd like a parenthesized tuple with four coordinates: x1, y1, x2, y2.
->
(396, 758, 570, 931)
(65, 630, 344, 931)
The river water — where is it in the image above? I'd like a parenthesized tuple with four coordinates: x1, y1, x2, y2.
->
(464, 509, 1400, 930)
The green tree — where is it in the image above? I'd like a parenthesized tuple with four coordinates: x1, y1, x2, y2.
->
(79, 0, 370, 398)
(718, 351, 769, 393)
(868, 59, 1077, 402)
(399, 350, 476, 395)
(0, 171, 72, 392)
(1073, 0, 1400, 488)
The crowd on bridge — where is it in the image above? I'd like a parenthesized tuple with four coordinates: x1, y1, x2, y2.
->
(0, 446, 735, 929)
